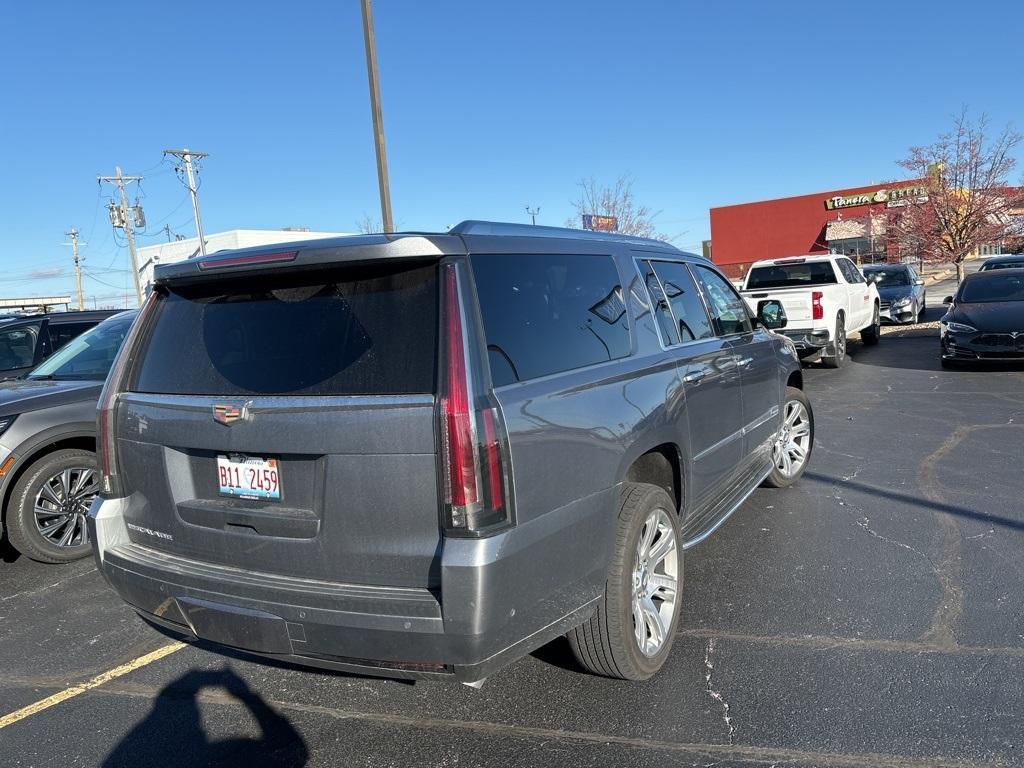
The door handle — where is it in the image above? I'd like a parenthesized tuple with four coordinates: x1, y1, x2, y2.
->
(735, 355, 754, 367)
(682, 370, 705, 384)
(713, 356, 737, 372)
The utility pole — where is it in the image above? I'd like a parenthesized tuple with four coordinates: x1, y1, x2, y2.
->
(360, 0, 394, 233)
(525, 205, 540, 225)
(97, 166, 144, 305)
(162, 224, 173, 242)
(64, 227, 85, 310)
(163, 148, 209, 256)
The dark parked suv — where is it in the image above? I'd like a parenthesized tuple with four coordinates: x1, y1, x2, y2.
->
(0, 310, 119, 381)
(90, 222, 812, 684)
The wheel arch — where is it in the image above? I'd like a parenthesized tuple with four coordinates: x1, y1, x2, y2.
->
(1, 429, 96, 527)
(620, 442, 684, 516)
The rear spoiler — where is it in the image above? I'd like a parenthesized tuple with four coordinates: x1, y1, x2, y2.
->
(152, 233, 465, 286)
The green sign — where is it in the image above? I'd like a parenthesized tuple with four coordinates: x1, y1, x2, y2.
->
(824, 185, 928, 210)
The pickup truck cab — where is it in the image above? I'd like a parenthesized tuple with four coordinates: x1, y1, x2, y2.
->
(739, 255, 880, 367)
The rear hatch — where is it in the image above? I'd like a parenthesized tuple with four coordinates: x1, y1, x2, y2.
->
(113, 260, 443, 589)
(743, 260, 838, 325)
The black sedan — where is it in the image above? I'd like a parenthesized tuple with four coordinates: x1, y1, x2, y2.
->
(940, 268, 1024, 367)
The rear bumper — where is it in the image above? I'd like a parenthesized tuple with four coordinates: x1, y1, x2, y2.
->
(88, 492, 612, 683)
(781, 328, 829, 351)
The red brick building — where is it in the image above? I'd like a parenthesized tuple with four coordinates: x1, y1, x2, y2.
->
(709, 181, 928, 278)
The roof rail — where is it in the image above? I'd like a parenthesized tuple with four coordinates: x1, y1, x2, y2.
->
(448, 220, 676, 248)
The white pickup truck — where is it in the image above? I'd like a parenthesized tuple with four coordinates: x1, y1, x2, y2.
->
(739, 254, 881, 367)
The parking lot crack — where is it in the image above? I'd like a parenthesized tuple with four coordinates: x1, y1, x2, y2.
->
(703, 639, 735, 745)
(855, 517, 928, 560)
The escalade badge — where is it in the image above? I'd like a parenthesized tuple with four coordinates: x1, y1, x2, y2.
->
(213, 404, 244, 425)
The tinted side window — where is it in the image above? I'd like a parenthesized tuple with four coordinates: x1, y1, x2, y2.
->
(839, 259, 864, 284)
(692, 265, 753, 336)
(0, 322, 42, 372)
(47, 322, 94, 355)
(648, 261, 714, 343)
(471, 253, 630, 386)
(639, 261, 680, 345)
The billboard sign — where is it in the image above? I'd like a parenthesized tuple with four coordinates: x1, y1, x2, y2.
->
(582, 214, 618, 232)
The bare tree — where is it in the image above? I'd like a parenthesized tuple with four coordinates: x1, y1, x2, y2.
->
(565, 175, 672, 240)
(889, 110, 1024, 281)
(355, 213, 382, 234)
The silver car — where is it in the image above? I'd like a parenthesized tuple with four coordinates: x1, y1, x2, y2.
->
(89, 222, 811, 684)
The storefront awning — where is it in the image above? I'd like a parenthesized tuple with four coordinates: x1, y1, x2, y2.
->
(825, 215, 886, 241)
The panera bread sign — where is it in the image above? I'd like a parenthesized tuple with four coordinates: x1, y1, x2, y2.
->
(824, 185, 928, 210)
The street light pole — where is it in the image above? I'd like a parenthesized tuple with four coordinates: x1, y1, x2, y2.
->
(360, 0, 394, 233)
(525, 205, 540, 225)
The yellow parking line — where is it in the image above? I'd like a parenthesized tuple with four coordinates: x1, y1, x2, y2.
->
(0, 642, 185, 730)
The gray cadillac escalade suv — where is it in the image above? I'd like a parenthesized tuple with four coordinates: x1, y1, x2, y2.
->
(89, 221, 812, 684)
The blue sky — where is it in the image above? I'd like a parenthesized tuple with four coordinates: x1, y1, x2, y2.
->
(2, 0, 1022, 306)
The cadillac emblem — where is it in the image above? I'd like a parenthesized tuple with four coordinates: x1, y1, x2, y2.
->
(213, 404, 244, 425)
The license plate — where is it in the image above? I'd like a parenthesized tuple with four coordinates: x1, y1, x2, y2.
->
(217, 455, 281, 501)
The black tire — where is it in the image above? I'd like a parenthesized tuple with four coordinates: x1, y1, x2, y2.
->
(763, 387, 814, 488)
(941, 357, 958, 370)
(861, 304, 880, 346)
(919, 295, 926, 320)
(821, 314, 846, 368)
(567, 483, 682, 680)
(5, 449, 99, 564)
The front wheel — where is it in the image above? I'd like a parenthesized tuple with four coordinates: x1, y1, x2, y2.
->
(763, 387, 814, 488)
(5, 449, 99, 563)
(861, 304, 880, 346)
(567, 483, 682, 680)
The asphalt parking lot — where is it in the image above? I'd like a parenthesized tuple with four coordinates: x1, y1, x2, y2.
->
(2, 306, 1023, 768)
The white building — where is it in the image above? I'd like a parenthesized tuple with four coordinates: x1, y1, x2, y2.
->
(136, 228, 351, 287)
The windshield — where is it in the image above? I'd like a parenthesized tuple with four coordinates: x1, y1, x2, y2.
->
(28, 312, 136, 380)
(864, 267, 911, 287)
(746, 261, 837, 289)
(958, 273, 1024, 303)
(981, 261, 1024, 271)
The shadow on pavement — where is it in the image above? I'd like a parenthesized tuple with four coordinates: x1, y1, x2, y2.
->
(102, 668, 308, 768)
(804, 471, 1024, 534)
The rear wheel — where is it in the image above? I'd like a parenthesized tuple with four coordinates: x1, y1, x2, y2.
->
(6, 449, 99, 564)
(861, 304, 880, 346)
(821, 314, 846, 368)
(763, 387, 814, 488)
(568, 483, 682, 680)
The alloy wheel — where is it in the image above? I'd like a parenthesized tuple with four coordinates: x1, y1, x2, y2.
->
(631, 507, 679, 657)
(33, 467, 98, 548)
(773, 400, 811, 478)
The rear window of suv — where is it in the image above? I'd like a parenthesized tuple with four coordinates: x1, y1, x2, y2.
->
(471, 253, 630, 387)
(132, 262, 438, 396)
(746, 261, 837, 289)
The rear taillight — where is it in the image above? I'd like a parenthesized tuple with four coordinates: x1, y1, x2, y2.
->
(811, 291, 824, 320)
(98, 291, 160, 496)
(438, 263, 513, 535)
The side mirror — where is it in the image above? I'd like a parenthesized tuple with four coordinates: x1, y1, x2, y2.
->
(864, 273, 878, 285)
(943, 296, 954, 305)
(915, 278, 925, 286)
(757, 299, 787, 330)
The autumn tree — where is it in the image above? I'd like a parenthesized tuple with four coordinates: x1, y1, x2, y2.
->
(890, 110, 1024, 281)
(565, 175, 672, 240)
